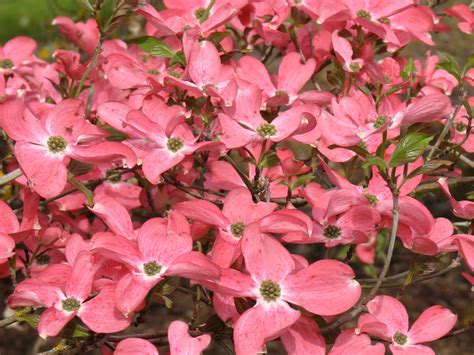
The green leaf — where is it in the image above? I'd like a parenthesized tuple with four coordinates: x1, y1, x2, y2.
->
(290, 173, 314, 190)
(207, 31, 230, 47)
(98, 124, 129, 141)
(405, 159, 453, 180)
(401, 58, 415, 81)
(388, 133, 434, 167)
(259, 152, 279, 169)
(170, 51, 186, 66)
(362, 156, 388, 171)
(61, 320, 90, 338)
(436, 51, 461, 81)
(131, 36, 175, 59)
(462, 53, 474, 76)
(15, 308, 38, 328)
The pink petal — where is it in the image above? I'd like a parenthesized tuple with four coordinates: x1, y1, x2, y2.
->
(70, 141, 137, 169)
(96, 102, 133, 134)
(0, 199, 18, 235)
(173, 199, 228, 229)
(38, 307, 75, 338)
(390, 344, 435, 355)
(138, 218, 192, 266)
(356, 313, 392, 341)
(188, 40, 221, 87)
(3, 36, 37, 65)
(209, 234, 240, 268)
(398, 94, 450, 127)
(453, 234, 474, 272)
(278, 52, 316, 95)
(168, 320, 211, 355)
(90, 196, 134, 239)
(115, 338, 158, 355)
(0, 233, 15, 262)
(216, 268, 256, 298)
(365, 296, 409, 336)
(65, 252, 94, 301)
(234, 302, 300, 355)
(115, 272, 157, 315)
(166, 251, 221, 282)
(15, 141, 67, 198)
(79, 284, 132, 333)
(142, 148, 184, 184)
(280, 315, 326, 355)
(223, 187, 277, 224)
(44, 99, 85, 141)
(8, 280, 63, 308)
(241, 225, 295, 282)
(283, 260, 361, 316)
(408, 305, 457, 344)
(91, 232, 141, 267)
(329, 329, 385, 355)
(0, 99, 46, 143)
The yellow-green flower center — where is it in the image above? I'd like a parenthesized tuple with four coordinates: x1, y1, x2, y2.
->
(365, 193, 378, 206)
(373, 115, 388, 129)
(455, 122, 466, 132)
(0, 59, 14, 70)
(393, 332, 408, 346)
(349, 62, 361, 72)
(35, 254, 51, 265)
(62, 297, 81, 312)
(323, 225, 341, 239)
(166, 137, 184, 153)
(143, 261, 162, 277)
(357, 10, 371, 19)
(47, 136, 67, 153)
(256, 123, 277, 138)
(259, 280, 281, 302)
(230, 222, 245, 238)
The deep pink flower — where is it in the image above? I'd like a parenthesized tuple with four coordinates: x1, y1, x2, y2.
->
(168, 320, 211, 354)
(92, 214, 220, 315)
(115, 338, 158, 355)
(174, 187, 277, 267)
(445, 4, 474, 34)
(0, 98, 137, 198)
(357, 295, 457, 354)
(8, 251, 132, 337)
(438, 177, 474, 220)
(52, 17, 99, 55)
(0, 36, 37, 72)
(330, 328, 384, 355)
(216, 224, 361, 354)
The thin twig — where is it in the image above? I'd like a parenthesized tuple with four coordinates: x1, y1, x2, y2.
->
(0, 315, 17, 328)
(0, 168, 22, 186)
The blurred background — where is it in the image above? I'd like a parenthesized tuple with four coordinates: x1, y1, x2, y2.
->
(0, 0, 473, 354)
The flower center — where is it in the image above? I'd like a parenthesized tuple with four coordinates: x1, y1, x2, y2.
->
(62, 297, 81, 312)
(0, 59, 14, 70)
(393, 331, 408, 346)
(259, 279, 281, 302)
(166, 137, 184, 153)
(378, 17, 390, 24)
(349, 62, 361, 72)
(256, 123, 277, 138)
(365, 193, 378, 206)
(356, 10, 371, 19)
(373, 115, 388, 129)
(147, 69, 160, 76)
(323, 225, 341, 239)
(35, 254, 51, 265)
(47, 136, 67, 153)
(106, 169, 121, 184)
(143, 261, 162, 277)
(230, 222, 245, 238)
(455, 122, 466, 132)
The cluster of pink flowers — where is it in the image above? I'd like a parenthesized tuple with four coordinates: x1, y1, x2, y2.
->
(0, 0, 473, 354)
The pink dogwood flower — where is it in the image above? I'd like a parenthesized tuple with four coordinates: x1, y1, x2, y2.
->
(357, 295, 457, 355)
(217, 224, 361, 354)
(174, 187, 277, 267)
(52, 17, 99, 55)
(445, 4, 474, 34)
(0, 98, 137, 198)
(8, 251, 132, 338)
(330, 328, 384, 355)
(437, 177, 474, 220)
(0, 36, 37, 72)
(92, 214, 220, 315)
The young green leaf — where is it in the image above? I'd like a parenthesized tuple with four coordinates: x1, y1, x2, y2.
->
(389, 133, 433, 167)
